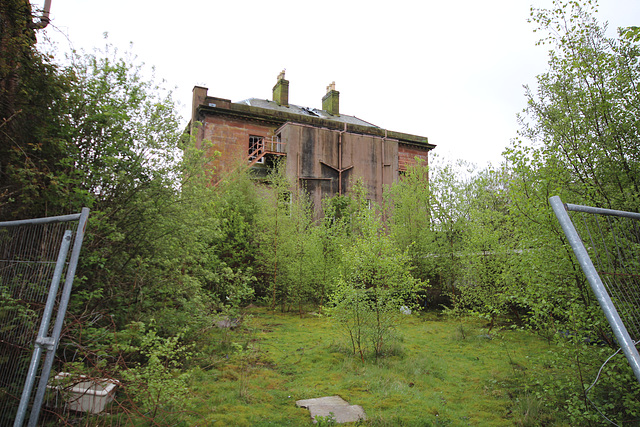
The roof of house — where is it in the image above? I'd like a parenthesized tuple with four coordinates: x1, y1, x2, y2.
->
(237, 98, 380, 129)
(193, 86, 434, 149)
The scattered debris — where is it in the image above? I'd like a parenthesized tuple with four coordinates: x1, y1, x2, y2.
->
(296, 395, 367, 424)
(215, 317, 239, 329)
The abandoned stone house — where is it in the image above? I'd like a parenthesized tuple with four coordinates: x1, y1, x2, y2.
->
(189, 72, 434, 215)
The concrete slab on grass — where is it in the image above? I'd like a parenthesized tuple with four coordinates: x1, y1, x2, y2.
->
(296, 396, 349, 408)
(296, 396, 367, 424)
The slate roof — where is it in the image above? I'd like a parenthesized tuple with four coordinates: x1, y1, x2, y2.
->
(237, 98, 380, 129)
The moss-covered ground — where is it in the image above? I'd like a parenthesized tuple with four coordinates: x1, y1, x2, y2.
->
(170, 307, 566, 426)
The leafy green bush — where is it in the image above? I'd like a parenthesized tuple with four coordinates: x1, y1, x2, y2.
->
(117, 321, 194, 420)
(330, 186, 426, 360)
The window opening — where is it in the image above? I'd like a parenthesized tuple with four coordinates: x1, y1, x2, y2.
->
(249, 135, 264, 164)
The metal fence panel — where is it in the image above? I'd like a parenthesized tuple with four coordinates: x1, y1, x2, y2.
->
(0, 209, 89, 426)
(550, 196, 640, 385)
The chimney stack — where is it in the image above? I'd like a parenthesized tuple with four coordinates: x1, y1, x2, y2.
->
(322, 81, 339, 116)
(192, 86, 208, 118)
(272, 70, 289, 106)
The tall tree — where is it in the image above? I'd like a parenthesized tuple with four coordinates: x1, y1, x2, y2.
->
(518, 0, 640, 211)
(506, 0, 640, 336)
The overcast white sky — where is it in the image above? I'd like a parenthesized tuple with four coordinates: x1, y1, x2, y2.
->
(38, 0, 639, 168)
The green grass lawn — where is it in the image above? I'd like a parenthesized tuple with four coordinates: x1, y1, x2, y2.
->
(171, 307, 563, 426)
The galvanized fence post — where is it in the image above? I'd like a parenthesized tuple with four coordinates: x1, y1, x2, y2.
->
(0, 208, 89, 426)
(28, 208, 90, 427)
(550, 196, 640, 385)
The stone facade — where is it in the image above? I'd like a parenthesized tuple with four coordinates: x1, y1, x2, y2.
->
(190, 74, 434, 215)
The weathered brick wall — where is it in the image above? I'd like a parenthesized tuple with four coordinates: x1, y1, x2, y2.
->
(198, 115, 279, 178)
(398, 145, 429, 171)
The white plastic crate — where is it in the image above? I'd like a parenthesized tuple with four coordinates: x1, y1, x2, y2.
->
(49, 372, 119, 414)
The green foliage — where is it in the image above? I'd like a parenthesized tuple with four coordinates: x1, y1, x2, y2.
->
(387, 156, 475, 308)
(0, 285, 37, 338)
(38, 43, 205, 333)
(1, 35, 249, 421)
(501, 0, 640, 421)
(314, 412, 338, 426)
(40, 45, 244, 348)
(254, 161, 344, 313)
(311, 200, 347, 308)
(330, 183, 425, 360)
(455, 166, 521, 330)
(254, 161, 296, 310)
(386, 159, 433, 284)
(199, 170, 258, 307)
(117, 321, 193, 420)
(504, 0, 640, 339)
(502, 0, 640, 353)
(0, 0, 74, 218)
(387, 158, 521, 327)
(522, 0, 640, 212)
(519, 339, 640, 425)
(278, 182, 317, 314)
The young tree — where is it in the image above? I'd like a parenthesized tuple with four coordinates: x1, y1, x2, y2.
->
(255, 161, 297, 310)
(286, 185, 327, 315)
(200, 169, 259, 308)
(330, 183, 424, 360)
(309, 196, 350, 308)
(455, 166, 520, 330)
(387, 156, 473, 307)
(386, 160, 433, 283)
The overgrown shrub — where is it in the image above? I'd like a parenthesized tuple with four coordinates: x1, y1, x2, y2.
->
(330, 184, 425, 360)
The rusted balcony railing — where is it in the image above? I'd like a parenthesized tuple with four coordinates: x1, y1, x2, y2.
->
(248, 137, 286, 167)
